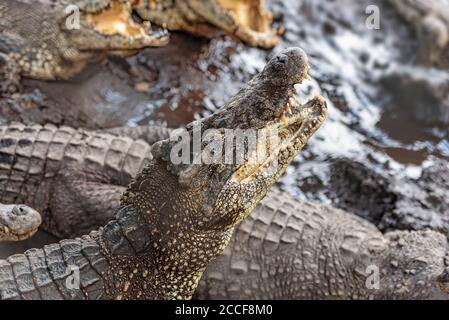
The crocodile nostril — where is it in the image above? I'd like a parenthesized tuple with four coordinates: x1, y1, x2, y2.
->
(12, 205, 26, 216)
(277, 55, 287, 64)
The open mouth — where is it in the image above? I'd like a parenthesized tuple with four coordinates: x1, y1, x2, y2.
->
(232, 91, 328, 183)
(0, 224, 39, 241)
(85, 0, 169, 44)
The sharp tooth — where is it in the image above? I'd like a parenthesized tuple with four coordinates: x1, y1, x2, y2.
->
(4, 226, 9, 234)
(314, 94, 326, 104)
(294, 96, 301, 106)
(288, 98, 296, 110)
(280, 114, 288, 125)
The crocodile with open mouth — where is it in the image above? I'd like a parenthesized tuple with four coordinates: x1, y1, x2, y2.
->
(0, 47, 328, 299)
(135, 0, 280, 49)
(2, 96, 449, 299)
(0, 0, 170, 93)
(2, 61, 448, 298)
(2, 128, 449, 299)
(0, 0, 280, 93)
(0, 204, 41, 241)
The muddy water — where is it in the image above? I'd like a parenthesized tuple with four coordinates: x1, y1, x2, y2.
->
(1, 0, 449, 257)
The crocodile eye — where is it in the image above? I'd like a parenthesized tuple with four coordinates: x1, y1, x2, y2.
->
(408, 258, 428, 272)
(276, 55, 287, 64)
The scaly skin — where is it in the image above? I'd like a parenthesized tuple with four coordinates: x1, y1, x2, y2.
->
(4, 187, 449, 299)
(135, 0, 280, 49)
(0, 0, 169, 92)
(3, 129, 449, 299)
(195, 189, 449, 300)
(387, 0, 449, 69)
(3, 123, 449, 298)
(0, 203, 41, 241)
(0, 123, 171, 238)
(4, 130, 449, 299)
(0, 121, 173, 239)
(0, 47, 327, 299)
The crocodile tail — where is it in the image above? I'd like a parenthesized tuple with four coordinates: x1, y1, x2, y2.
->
(0, 236, 109, 300)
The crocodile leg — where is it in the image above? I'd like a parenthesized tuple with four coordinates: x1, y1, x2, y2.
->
(0, 53, 20, 95)
(48, 168, 125, 238)
(0, 122, 153, 238)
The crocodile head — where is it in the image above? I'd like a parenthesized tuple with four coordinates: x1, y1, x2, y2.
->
(66, 0, 170, 55)
(122, 46, 326, 249)
(135, 0, 279, 48)
(0, 204, 41, 241)
(378, 230, 449, 299)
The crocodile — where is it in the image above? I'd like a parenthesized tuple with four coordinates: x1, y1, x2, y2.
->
(4, 188, 449, 300)
(387, 0, 449, 69)
(1, 0, 280, 92)
(3, 123, 449, 298)
(0, 123, 171, 238)
(0, 203, 41, 241)
(195, 188, 449, 300)
(3, 127, 449, 300)
(0, 0, 170, 93)
(0, 47, 328, 299)
(134, 0, 280, 49)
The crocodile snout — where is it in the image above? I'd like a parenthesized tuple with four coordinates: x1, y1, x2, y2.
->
(263, 47, 310, 86)
(11, 205, 30, 216)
